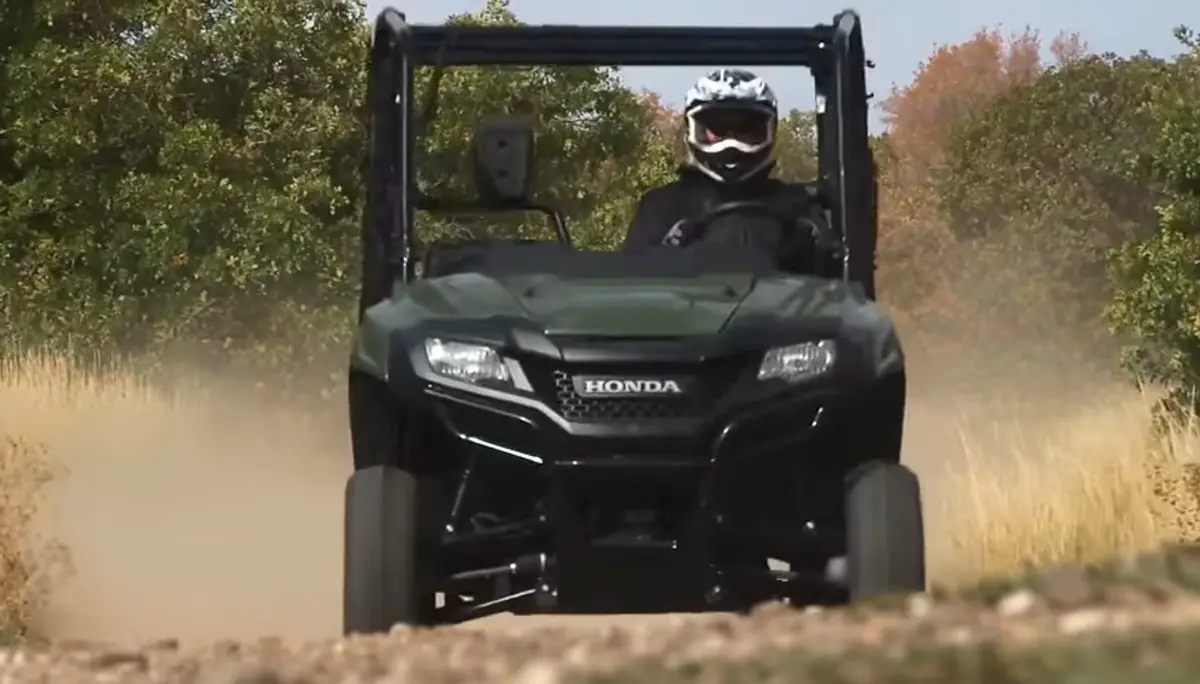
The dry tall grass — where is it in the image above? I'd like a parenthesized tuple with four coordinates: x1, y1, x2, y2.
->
(926, 389, 1200, 585)
(0, 346, 1198, 637)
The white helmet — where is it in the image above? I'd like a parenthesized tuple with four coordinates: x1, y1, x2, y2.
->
(683, 69, 779, 184)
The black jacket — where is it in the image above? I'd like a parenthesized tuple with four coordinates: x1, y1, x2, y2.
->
(622, 167, 825, 274)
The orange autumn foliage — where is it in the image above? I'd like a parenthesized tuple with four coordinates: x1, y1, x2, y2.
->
(876, 29, 1088, 349)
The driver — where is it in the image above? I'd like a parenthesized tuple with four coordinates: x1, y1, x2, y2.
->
(622, 69, 822, 272)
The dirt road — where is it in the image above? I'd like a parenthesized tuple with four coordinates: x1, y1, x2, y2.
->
(17, 564, 1200, 684)
(7, 364, 1194, 682)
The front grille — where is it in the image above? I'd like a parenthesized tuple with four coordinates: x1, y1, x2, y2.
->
(515, 354, 751, 423)
(551, 370, 703, 421)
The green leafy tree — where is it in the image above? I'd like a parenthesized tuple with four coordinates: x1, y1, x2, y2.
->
(0, 0, 674, 374)
(0, 0, 368, 366)
(938, 52, 1170, 250)
(1107, 28, 1200, 417)
(913, 43, 1174, 378)
(873, 29, 1048, 328)
(0, 0, 37, 287)
(0, 0, 35, 187)
(772, 110, 819, 183)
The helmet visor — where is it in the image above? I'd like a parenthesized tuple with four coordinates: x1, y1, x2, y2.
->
(689, 106, 774, 149)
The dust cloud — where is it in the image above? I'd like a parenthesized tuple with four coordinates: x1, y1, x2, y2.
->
(23, 373, 699, 646)
(30, 382, 348, 645)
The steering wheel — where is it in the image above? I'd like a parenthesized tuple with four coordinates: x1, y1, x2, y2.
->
(681, 200, 831, 248)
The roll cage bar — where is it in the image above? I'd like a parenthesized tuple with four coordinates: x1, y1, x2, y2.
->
(360, 9, 877, 317)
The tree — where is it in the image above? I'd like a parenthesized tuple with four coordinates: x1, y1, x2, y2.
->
(874, 29, 1052, 321)
(1106, 28, 1200, 417)
(1, 0, 368, 364)
(772, 110, 819, 183)
(570, 92, 679, 251)
(925, 51, 1174, 371)
(0, 0, 36, 205)
(938, 52, 1170, 248)
(0, 0, 671, 367)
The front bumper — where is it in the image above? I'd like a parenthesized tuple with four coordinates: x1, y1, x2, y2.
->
(396, 336, 882, 464)
(425, 370, 836, 467)
(415, 354, 901, 559)
(362, 336, 904, 615)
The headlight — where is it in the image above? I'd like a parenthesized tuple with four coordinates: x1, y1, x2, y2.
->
(424, 338, 511, 385)
(758, 340, 836, 383)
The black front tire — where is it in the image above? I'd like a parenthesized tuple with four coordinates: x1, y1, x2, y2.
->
(844, 461, 926, 601)
(343, 465, 437, 634)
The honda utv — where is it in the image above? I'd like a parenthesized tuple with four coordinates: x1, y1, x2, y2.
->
(344, 9, 925, 634)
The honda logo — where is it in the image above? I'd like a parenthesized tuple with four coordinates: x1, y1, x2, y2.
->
(573, 376, 687, 398)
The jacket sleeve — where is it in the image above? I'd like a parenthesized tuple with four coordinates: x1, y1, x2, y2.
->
(621, 186, 676, 252)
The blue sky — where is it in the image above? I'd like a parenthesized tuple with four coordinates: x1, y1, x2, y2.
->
(365, 0, 1191, 127)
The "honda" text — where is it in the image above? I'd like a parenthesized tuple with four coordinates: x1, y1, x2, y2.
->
(574, 377, 685, 397)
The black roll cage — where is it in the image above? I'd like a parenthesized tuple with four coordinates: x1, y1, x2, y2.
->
(360, 9, 877, 317)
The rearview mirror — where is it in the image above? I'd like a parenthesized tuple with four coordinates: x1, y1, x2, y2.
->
(473, 118, 534, 204)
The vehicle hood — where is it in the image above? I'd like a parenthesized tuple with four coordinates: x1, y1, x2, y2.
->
(390, 272, 864, 337)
